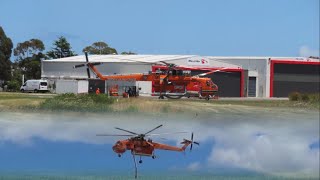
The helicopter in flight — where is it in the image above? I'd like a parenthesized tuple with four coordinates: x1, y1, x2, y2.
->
(74, 52, 227, 100)
(96, 124, 199, 179)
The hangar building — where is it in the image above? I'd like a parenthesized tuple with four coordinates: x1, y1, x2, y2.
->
(41, 55, 319, 98)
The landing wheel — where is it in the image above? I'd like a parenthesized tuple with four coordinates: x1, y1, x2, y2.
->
(159, 96, 164, 99)
(139, 160, 143, 164)
(118, 154, 121, 157)
(34, 89, 38, 93)
(205, 96, 210, 101)
(152, 155, 156, 159)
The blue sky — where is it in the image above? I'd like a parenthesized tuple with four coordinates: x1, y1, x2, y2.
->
(0, 0, 319, 57)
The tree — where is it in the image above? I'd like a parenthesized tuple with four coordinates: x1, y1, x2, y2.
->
(13, 39, 46, 80)
(14, 39, 45, 59)
(121, 51, 136, 55)
(47, 36, 76, 59)
(0, 26, 13, 82)
(83, 41, 117, 55)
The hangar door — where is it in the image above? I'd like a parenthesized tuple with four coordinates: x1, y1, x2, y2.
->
(191, 70, 243, 97)
(272, 62, 320, 97)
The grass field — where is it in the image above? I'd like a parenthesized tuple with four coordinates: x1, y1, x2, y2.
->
(0, 92, 318, 113)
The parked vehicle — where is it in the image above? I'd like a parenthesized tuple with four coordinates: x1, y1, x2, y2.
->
(20, 79, 48, 93)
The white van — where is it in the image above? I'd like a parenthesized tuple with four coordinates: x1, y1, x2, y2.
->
(20, 79, 48, 93)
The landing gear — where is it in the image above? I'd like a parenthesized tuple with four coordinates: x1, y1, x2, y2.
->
(118, 154, 121, 157)
(158, 95, 165, 99)
(139, 156, 142, 164)
(152, 155, 156, 159)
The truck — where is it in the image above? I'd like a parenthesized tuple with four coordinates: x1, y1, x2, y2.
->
(20, 79, 48, 93)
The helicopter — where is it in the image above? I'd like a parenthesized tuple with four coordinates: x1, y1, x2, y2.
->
(74, 52, 227, 100)
(96, 124, 199, 179)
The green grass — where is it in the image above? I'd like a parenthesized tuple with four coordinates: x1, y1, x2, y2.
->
(0, 92, 319, 113)
(38, 93, 115, 112)
(288, 92, 320, 109)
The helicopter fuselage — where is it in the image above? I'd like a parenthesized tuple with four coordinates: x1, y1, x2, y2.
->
(112, 138, 155, 157)
(90, 64, 218, 99)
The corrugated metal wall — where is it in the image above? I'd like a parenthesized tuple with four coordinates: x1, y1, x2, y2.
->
(272, 63, 320, 97)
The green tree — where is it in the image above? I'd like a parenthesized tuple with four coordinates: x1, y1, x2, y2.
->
(83, 41, 117, 55)
(14, 39, 45, 59)
(0, 26, 13, 82)
(47, 36, 76, 59)
(121, 51, 136, 55)
(13, 39, 46, 80)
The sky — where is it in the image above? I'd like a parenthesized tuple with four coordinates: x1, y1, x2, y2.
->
(0, 0, 319, 58)
(0, 111, 319, 177)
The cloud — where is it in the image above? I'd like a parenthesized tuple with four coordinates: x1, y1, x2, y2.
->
(299, 45, 320, 57)
(187, 162, 201, 171)
(207, 125, 319, 176)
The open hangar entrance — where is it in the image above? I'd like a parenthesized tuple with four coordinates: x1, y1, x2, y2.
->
(152, 66, 246, 97)
(270, 60, 320, 97)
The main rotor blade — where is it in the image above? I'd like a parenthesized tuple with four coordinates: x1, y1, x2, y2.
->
(159, 61, 177, 69)
(146, 132, 188, 136)
(85, 51, 89, 62)
(115, 127, 139, 135)
(86, 67, 91, 78)
(96, 134, 134, 137)
(159, 61, 170, 66)
(144, 124, 163, 135)
(195, 67, 229, 77)
(74, 64, 86, 68)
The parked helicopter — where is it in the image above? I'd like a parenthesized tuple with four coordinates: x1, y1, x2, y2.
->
(96, 124, 199, 179)
(74, 52, 227, 100)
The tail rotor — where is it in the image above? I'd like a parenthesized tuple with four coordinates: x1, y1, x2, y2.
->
(189, 132, 200, 151)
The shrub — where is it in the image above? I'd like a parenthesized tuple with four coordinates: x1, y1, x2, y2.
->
(301, 94, 310, 102)
(288, 92, 301, 101)
(39, 93, 115, 112)
(7, 80, 21, 91)
(309, 93, 320, 103)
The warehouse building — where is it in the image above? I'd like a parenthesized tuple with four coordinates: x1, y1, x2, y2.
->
(219, 57, 320, 97)
(41, 55, 319, 98)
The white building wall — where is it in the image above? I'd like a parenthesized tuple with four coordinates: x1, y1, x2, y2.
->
(56, 80, 78, 94)
(78, 80, 89, 93)
(55, 80, 88, 94)
(136, 81, 152, 96)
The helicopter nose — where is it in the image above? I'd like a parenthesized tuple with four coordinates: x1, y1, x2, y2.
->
(113, 145, 126, 154)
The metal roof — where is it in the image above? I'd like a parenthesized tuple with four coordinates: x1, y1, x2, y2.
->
(44, 55, 318, 63)
(44, 55, 197, 63)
